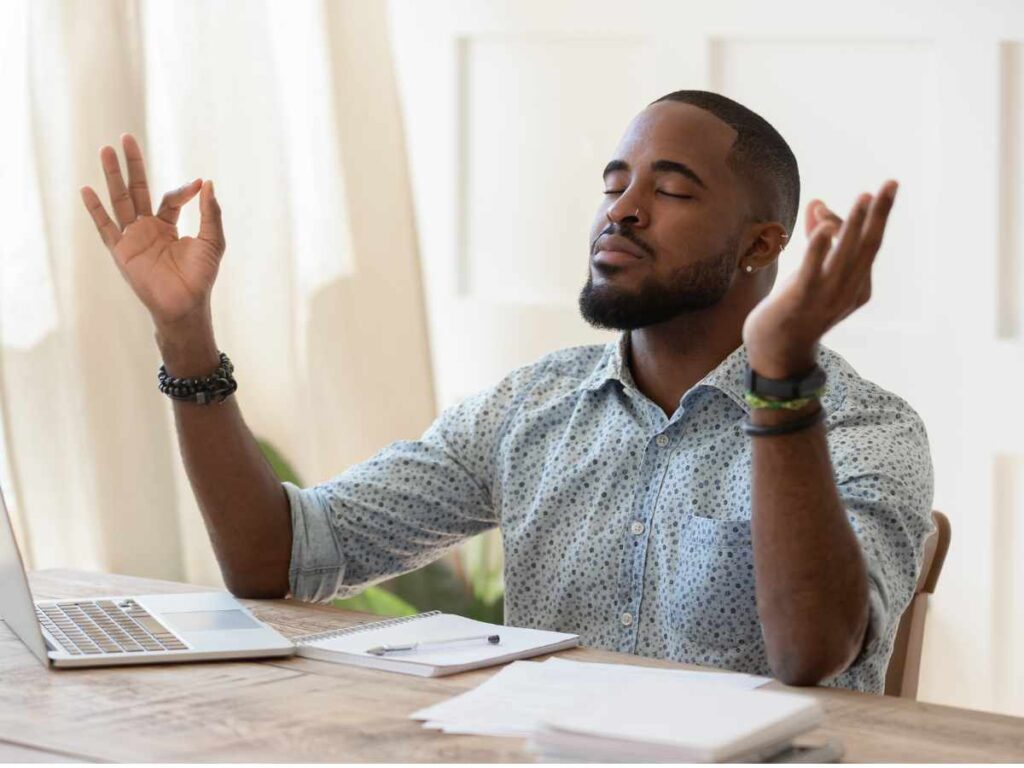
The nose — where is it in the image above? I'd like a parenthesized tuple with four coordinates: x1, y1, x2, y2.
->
(606, 199, 646, 228)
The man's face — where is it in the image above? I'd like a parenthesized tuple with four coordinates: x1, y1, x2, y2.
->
(579, 101, 749, 330)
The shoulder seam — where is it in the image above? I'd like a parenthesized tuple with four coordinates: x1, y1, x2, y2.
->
(487, 355, 562, 504)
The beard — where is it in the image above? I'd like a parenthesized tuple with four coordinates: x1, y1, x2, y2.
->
(578, 241, 739, 330)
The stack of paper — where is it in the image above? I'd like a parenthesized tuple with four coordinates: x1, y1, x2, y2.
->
(528, 675, 824, 762)
(410, 657, 774, 738)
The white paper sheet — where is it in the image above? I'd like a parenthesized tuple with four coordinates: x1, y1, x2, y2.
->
(410, 657, 772, 738)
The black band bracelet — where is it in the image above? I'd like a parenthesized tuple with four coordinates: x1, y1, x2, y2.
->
(158, 352, 237, 405)
(741, 404, 824, 437)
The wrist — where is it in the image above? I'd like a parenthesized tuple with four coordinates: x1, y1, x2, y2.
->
(154, 312, 220, 378)
(746, 343, 819, 380)
(158, 351, 237, 405)
(749, 398, 822, 427)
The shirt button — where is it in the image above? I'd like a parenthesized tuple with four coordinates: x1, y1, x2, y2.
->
(655, 434, 670, 447)
(620, 612, 634, 627)
(630, 521, 645, 536)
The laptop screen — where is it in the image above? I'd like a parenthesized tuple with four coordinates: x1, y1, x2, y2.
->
(0, 485, 50, 665)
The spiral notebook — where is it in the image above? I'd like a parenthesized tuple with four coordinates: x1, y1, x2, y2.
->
(293, 611, 579, 677)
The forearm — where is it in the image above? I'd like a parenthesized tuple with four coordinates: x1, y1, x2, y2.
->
(739, 182, 897, 685)
(157, 316, 292, 598)
(749, 402, 869, 686)
(81, 135, 290, 595)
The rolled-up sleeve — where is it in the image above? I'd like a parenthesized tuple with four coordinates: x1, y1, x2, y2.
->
(824, 383, 935, 690)
(286, 361, 543, 603)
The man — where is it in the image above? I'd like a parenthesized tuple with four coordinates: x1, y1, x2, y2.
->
(81, 90, 933, 692)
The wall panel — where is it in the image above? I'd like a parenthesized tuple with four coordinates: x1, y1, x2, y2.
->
(1000, 43, 1024, 339)
(461, 36, 655, 304)
(710, 39, 938, 333)
(993, 455, 1024, 713)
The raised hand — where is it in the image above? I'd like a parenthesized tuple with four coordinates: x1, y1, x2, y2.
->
(742, 180, 898, 378)
(80, 134, 225, 330)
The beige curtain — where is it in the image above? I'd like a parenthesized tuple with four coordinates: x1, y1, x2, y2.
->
(0, 0, 436, 586)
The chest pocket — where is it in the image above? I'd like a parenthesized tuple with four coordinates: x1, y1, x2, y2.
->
(675, 515, 762, 663)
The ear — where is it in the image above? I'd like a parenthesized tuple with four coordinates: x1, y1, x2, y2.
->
(739, 222, 788, 273)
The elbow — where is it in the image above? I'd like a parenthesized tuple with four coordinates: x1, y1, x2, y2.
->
(766, 619, 869, 688)
(763, 587, 871, 687)
(226, 582, 289, 600)
(769, 654, 835, 687)
(222, 564, 291, 600)
(767, 640, 864, 688)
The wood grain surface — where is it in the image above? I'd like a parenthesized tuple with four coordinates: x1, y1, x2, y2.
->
(0, 569, 1020, 763)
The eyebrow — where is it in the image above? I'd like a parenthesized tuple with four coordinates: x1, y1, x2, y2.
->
(602, 159, 708, 190)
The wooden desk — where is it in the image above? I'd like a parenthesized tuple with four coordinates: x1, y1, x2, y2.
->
(1, 570, 1021, 763)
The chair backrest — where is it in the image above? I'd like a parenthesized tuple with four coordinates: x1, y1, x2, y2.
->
(884, 510, 951, 698)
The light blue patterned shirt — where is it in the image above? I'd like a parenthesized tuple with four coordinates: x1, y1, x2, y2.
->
(285, 336, 934, 692)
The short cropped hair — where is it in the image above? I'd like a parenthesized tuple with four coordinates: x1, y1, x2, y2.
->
(652, 90, 800, 236)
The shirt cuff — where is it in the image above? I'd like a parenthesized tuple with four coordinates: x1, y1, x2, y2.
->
(283, 481, 347, 603)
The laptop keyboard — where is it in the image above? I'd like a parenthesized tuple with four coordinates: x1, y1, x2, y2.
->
(36, 599, 188, 655)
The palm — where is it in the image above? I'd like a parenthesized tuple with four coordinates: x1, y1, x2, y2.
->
(81, 134, 226, 327)
(114, 216, 220, 323)
(743, 196, 840, 353)
(742, 183, 898, 379)
(742, 271, 817, 377)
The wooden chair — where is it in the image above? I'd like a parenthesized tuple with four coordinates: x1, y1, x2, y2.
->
(884, 510, 951, 699)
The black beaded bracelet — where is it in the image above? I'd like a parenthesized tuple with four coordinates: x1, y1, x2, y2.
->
(741, 404, 824, 437)
(158, 352, 237, 405)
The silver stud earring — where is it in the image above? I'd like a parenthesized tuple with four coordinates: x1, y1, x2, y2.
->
(745, 265, 754, 273)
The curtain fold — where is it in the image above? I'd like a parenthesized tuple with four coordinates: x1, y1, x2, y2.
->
(0, 0, 436, 586)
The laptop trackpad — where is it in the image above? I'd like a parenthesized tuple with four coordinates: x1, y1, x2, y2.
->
(162, 609, 262, 632)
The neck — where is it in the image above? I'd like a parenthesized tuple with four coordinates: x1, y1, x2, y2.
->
(627, 299, 747, 417)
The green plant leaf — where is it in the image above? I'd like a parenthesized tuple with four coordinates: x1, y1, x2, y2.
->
(257, 438, 303, 486)
(382, 561, 467, 612)
(334, 586, 417, 617)
(459, 530, 505, 605)
(379, 560, 504, 622)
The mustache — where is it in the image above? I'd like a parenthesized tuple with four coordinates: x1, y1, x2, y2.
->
(591, 223, 656, 258)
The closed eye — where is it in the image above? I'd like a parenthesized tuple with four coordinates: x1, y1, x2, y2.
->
(602, 190, 693, 199)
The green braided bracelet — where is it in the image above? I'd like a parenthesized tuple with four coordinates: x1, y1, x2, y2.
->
(743, 387, 826, 411)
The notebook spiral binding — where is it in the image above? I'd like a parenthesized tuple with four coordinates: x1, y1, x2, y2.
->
(294, 610, 441, 644)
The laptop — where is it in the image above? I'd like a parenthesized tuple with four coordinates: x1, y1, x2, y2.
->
(0, 486, 295, 668)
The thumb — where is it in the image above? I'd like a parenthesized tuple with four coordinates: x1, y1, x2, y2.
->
(804, 198, 842, 239)
(198, 179, 225, 250)
(804, 199, 824, 238)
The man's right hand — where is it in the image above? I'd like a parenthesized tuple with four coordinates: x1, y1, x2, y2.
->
(81, 135, 291, 598)
(80, 134, 226, 331)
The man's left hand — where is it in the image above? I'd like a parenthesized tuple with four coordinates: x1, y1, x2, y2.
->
(742, 180, 899, 379)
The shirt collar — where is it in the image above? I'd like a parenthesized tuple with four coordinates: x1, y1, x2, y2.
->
(578, 333, 751, 413)
(691, 343, 751, 412)
(577, 333, 633, 393)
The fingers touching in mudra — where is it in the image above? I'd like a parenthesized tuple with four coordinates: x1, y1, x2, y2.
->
(80, 133, 896, 371)
(80, 133, 226, 328)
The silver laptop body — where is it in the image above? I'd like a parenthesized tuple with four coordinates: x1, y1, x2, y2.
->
(0, 485, 295, 668)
